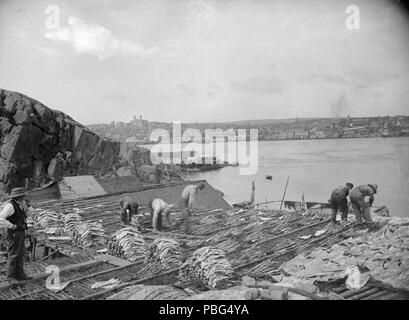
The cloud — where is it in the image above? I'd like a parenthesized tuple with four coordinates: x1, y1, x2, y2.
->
(329, 93, 349, 117)
(44, 16, 158, 60)
(207, 83, 222, 98)
(346, 66, 400, 87)
(39, 46, 59, 57)
(102, 90, 127, 103)
(231, 76, 284, 95)
(178, 84, 200, 97)
(300, 69, 400, 89)
(299, 74, 351, 85)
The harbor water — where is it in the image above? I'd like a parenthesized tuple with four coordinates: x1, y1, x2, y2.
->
(181, 137, 409, 217)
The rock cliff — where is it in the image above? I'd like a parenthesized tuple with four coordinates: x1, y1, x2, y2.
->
(0, 89, 120, 192)
(120, 143, 152, 167)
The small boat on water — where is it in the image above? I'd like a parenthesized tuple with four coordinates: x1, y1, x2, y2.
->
(266, 175, 272, 180)
(182, 167, 201, 172)
(180, 155, 228, 172)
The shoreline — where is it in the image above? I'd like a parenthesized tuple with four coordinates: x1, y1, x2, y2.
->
(133, 135, 409, 145)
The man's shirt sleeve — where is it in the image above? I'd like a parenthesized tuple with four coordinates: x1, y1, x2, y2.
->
(0, 203, 15, 229)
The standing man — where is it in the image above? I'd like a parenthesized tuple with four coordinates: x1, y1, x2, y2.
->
(119, 196, 139, 225)
(176, 182, 206, 233)
(349, 184, 378, 224)
(0, 187, 33, 282)
(148, 198, 172, 232)
(329, 182, 354, 223)
(154, 164, 162, 184)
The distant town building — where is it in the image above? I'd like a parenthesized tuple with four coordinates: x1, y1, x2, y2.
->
(309, 127, 326, 138)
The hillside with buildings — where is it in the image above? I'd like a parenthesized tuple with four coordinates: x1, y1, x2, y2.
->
(88, 115, 409, 143)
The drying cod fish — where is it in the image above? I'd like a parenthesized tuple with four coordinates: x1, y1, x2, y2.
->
(36, 211, 62, 228)
(130, 214, 151, 231)
(63, 213, 83, 235)
(72, 221, 105, 248)
(26, 217, 35, 229)
(178, 246, 233, 289)
(108, 227, 146, 262)
(34, 209, 64, 234)
(145, 238, 182, 270)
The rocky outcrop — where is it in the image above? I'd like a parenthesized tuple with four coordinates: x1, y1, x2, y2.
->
(0, 89, 120, 192)
(120, 143, 152, 167)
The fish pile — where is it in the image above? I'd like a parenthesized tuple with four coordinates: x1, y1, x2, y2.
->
(63, 213, 83, 235)
(178, 246, 233, 289)
(130, 214, 151, 232)
(145, 238, 182, 270)
(129, 215, 145, 231)
(35, 210, 64, 235)
(107, 227, 146, 262)
(26, 217, 35, 229)
(72, 222, 106, 248)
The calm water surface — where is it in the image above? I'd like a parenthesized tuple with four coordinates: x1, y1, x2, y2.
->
(182, 137, 409, 217)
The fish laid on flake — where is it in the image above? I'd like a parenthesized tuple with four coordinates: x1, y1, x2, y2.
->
(178, 246, 233, 289)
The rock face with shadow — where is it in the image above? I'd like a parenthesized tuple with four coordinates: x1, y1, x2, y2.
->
(0, 88, 120, 192)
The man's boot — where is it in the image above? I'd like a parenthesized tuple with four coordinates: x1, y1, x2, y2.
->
(6, 276, 19, 283)
(16, 273, 32, 281)
(330, 209, 337, 224)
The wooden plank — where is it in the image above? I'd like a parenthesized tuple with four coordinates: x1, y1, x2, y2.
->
(361, 290, 391, 300)
(10, 259, 145, 300)
(350, 287, 380, 300)
(341, 285, 374, 299)
(79, 267, 181, 300)
(0, 259, 103, 291)
(94, 254, 132, 267)
(379, 292, 401, 300)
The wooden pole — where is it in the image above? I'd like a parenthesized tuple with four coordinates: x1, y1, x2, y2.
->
(250, 181, 255, 204)
(279, 176, 290, 211)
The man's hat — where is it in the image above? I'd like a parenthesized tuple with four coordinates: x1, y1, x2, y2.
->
(9, 187, 26, 199)
(368, 184, 378, 194)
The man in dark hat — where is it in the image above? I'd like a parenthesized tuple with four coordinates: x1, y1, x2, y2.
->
(349, 183, 378, 224)
(0, 187, 33, 282)
(329, 182, 354, 223)
(119, 196, 139, 225)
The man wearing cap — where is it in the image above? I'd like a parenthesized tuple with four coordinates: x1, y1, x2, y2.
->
(148, 198, 172, 232)
(329, 182, 354, 223)
(176, 182, 206, 233)
(119, 196, 139, 226)
(349, 184, 378, 224)
(0, 187, 33, 281)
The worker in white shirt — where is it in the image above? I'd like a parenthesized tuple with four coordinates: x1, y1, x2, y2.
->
(0, 187, 33, 282)
(176, 182, 206, 233)
(148, 198, 172, 232)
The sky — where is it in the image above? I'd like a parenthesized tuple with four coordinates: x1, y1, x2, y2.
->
(0, 0, 409, 124)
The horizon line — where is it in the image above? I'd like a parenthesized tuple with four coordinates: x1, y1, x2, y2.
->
(84, 114, 409, 126)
